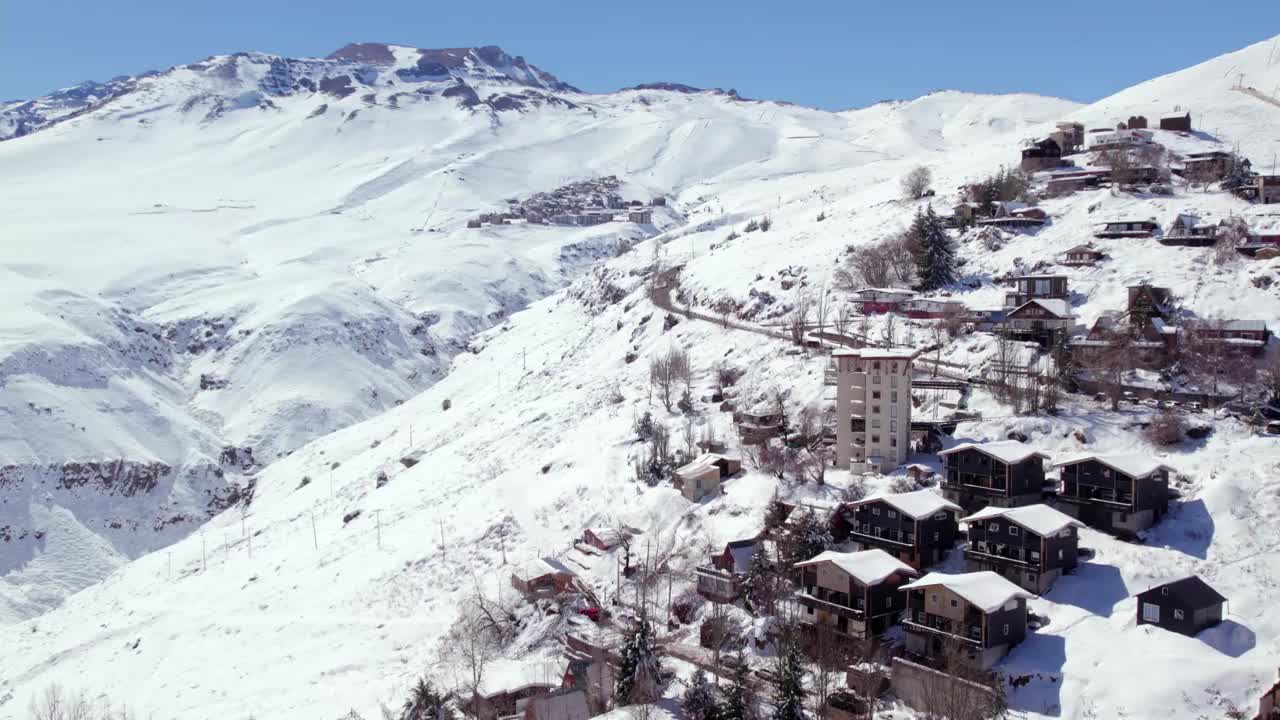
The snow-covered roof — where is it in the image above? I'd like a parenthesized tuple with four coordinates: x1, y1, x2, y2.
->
(726, 539, 763, 570)
(586, 527, 626, 546)
(940, 440, 1049, 464)
(478, 658, 569, 696)
(901, 571, 1036, 612)
(1064, 244, 1102, 254)
(960, 504, 1083, 537)
(795, 549, 919, 586)
(1053, 453, 1174, 478)
(517, 556, 574, 580)
(849, 287, 916, 297)
(1221, 319, 1267, 331)
(1161, 110, 1190, 119)
(831, 348, 917, 359)
(1011, 298, 1072, 318)
(849, 489, 961, 520)
(675, 453, 733, 478)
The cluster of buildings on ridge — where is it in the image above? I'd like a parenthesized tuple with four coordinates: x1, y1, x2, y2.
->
(467, 176, 664, 229)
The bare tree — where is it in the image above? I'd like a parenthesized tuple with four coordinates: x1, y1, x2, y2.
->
(788, 290, 813, 347)
(813, 284, 831, 339)
(885, 232, 918, 286)
(882, 312, 898, 348)
(847, 638, 889, 720)
(833, 304, 854, 339)
(27, 685, 95, 720)
(836, 244, 892, 289)
(918, 640, 1008, 720)
(682, 415, 698, 458)
(930, 322, 946, 377)
(1145, 409, 1186, 446)
(650, 347, 691, 412)
(442, 581, 506, 709)
(813, 630, 853, 719)
(901, 165, 933, 200)
(1214, 217, 1249, 265)
(1081, 326, 1135, 411)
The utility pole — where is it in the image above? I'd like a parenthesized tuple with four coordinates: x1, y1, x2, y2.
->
(500, 533, 507, 565)
(311, 508, 318, 550)
(438, 518, 446, 560)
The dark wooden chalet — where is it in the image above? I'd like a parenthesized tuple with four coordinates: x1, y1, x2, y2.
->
(1061, 244, 1105, 266)
(976, 202, 1048, 231)
(939, 441, 1051, 515)
(1095, 219, 1159, 239)
(835, 490, 962, 569)
(511, 557, 577, 600)
(900, 571, 1035, 669)
(1254, 668, 1280, 720)
(581, 527, 628, 552)
(1176, 151, 1232, 181)
(1128, 283, 1174, 322)
(696, 537, 767, 603)
(1159, 111, 1192, 132)
(1235, 175, 1280, 205)
(1053, 454, 1173, 536)
(1160, 213, 1218, 247)
(1004, 274, 1068, 308)
(1020, 138, 1066, 172)
(1187, 319, 1270, 356)
(1136, 576, 1226, 637)
(1003, 299, 1073, 344)
(959, 504, 1082, 594)
(1070, 312, 1178, 370)
(793, 549, 918, 641)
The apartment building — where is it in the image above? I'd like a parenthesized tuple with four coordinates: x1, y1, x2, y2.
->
(833, 348, 914, 473)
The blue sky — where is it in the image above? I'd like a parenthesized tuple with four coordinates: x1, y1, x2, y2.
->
(4, 1, 1279, 108)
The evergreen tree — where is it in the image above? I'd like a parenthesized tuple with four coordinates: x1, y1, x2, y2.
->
(400, 678, 451, 720)
(682, 670, 719, 720)
(771, 641, 809, 720)
(719, 653, 759, 720)
(741, 542, 779, 614)
(911, 206, 957, 292)
(1223, 152, 1253, 189)
(784, 508, 832, 566)
(615, 615, 663, 704)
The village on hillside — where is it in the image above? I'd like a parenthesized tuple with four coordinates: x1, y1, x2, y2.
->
(395, 104, 1280, 720)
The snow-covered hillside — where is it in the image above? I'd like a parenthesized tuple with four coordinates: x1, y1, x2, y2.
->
(0, 33, 1278, 720)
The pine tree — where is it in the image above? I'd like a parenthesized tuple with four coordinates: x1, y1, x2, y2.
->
(784, 508, 831, 566)
(771, 641, 809, 720)
(741, 542, 778, 613)
(1223, 152, 1253, 189)
(911, 206, 957, 292)
(719, 653, 758, 720)
(682, 669, 719, 720)
(400, 678, 451, 720)
(615, 615, 663, 704)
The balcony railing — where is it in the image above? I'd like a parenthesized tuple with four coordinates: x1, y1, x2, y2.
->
(849, 528, 914, 548)
(964, 546, 1036, 568)
(902, 618, 983, 646)
(795, 591, 866, 620)
(943, 478, 1009, 496)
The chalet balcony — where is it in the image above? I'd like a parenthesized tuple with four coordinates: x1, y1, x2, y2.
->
(942, 477, 1010, 497)
(695, 565, 739, 602)
(901, 617, 983, 646)
(1058, 483, 1134, 508)
(964, 545, 1036, 568)
(849, 527, 914, 548)
(794, 589, 866, 621)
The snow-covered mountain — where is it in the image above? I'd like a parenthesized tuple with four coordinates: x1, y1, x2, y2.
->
(0, 34, 1278, 719)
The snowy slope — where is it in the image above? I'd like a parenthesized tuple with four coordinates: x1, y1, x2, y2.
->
(0, 35, 1277, 720)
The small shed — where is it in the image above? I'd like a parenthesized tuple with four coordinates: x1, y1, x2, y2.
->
(511, 557, 577, 600)
(582, 527, 628, 551)
(1159, 111, 1192, 132)
(1135, 576, 1226, 637)
(672, 453, 742, 502)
